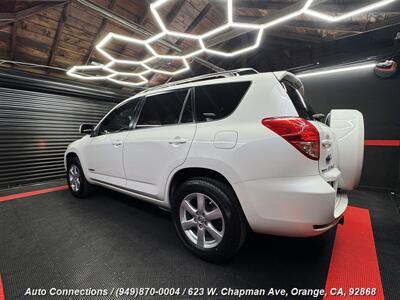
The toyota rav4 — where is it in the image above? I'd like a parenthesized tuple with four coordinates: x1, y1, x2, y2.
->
(65, 69, 364, 262)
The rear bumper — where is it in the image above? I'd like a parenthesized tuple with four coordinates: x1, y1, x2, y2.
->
(233, 173, 347, 237)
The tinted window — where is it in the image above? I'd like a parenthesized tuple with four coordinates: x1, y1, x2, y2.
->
(195, 82, 251, 122)
(283, 81, 315, 120)
(180, 95, 193, 124)
(137, 90, 190, 127)
(99, 99, 139, 134)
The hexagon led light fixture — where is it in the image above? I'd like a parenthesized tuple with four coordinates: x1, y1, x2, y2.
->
(96, 32, 157, 63)
(150, 0, 316, 57)
(67, 64, 112, 81)
(103, 60, 150, 76)
(151, 0, 266, 57)
(150, 0, 229, 39)
(108, 73, 149, 87)
(200, 28, 264, 57)
(96, 32, 191, 76)
(144, 55, 191, 76)
(304, 0, 397, 22)
(67, 0, 398, 87)
(147, 31, 203, 59)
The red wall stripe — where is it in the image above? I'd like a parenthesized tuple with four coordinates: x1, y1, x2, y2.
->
(365, 140, 400, 146)
(0, 273, 4, 300)
(323, 206, 384, 300)
(0, 185, 68, 203)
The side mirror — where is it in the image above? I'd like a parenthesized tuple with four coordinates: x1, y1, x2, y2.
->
(79, 124, 94, 134)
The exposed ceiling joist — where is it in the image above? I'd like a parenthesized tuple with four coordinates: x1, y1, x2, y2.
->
(48, 2, 70, 66)
(0, 13, 16, 20)
(10, 22, 17, 61)
(0, 1, 68, 28)
(9, 1, 17, 61)
(83, 0, 119, 65)
(3, 0, 65, 1)
(165, 0, 185, 23)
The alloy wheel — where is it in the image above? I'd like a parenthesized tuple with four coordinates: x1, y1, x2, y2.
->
(179, 193, 225, 249)
(69, 164, 81, 192)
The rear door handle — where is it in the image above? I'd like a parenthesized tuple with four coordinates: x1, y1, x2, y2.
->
(168, 137, 187, 146)
(112, 140, 123, 147)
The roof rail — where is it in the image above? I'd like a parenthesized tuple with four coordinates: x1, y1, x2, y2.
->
(137, 68, 258, 96)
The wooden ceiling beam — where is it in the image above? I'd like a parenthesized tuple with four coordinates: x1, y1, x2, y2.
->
(0, 1, 68, 28)
(47, 2, 70, 66)
(178, 3, 211, 43)
(0, 13, 16, 21)
(138, 3, 150, 26)
(9, 1, 17, 62)
(83, 0, 118, 65)
(165, 0, 185, 23)
(4, 0, 66, 2)
(10, 22, 17, 61)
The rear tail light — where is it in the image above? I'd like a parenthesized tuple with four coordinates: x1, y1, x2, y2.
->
(262, 117, 320, 160)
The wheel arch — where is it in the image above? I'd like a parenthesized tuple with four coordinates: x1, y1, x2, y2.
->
(166, 168, 247, 219)
(65, 151, 79, 170)
(168, 168, 233, 202)
(167, 166, 251, 237)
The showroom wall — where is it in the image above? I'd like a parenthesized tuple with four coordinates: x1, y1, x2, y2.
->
(0, 70, 127, 189)
(301, 65, 400, 191)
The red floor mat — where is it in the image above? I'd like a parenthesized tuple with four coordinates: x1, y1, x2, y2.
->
(324, 206, 384, 299)
(0, 185, 68, 202)
(0, 274, 4, 300)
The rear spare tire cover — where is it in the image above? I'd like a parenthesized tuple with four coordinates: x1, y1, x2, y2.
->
(329, 110, 364, 190)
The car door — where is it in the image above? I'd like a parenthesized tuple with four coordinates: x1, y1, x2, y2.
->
(85, 99, 140, 187)
(123, 89, 196, 199)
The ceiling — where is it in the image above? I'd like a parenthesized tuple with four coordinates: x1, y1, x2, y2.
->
(1, 0, 400, 90)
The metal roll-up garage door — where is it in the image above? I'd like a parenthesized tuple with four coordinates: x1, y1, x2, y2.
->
(0, 86, 118, 189)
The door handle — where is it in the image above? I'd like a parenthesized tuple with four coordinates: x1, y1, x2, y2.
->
(168, 137, 187, 146)
(112, 140, 123, 147)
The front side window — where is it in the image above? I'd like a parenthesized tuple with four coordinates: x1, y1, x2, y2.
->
(194, 81, 251, 122)
(98, 99, 139, 135)
(136, 90, 191, 128)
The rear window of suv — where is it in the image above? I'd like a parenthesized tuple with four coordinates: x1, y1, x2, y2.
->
(195, 81, 251, 122)
(282, 81, 315, 120)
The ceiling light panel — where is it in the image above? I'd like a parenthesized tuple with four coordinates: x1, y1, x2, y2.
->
(304, 0, 397, 22)
(67, 0, 398, 86)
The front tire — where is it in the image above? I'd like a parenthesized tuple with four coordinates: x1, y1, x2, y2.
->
(171, 177, 248, 263)
(67, 157, 92, 198)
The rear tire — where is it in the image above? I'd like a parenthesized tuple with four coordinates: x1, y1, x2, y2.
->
(171, 177, 248, 263)
(67, 156, 92, 198)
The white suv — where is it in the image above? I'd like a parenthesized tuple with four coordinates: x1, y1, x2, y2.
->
(65, 69, 364, 262)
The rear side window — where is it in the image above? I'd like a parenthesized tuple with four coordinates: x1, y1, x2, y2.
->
(194, 82, 251, 122)
(283, 81, 315, 120)
(136, 90, 190, 128)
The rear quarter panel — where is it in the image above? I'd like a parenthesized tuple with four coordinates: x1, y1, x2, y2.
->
(184, 73, 320, 185)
